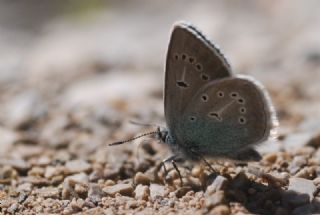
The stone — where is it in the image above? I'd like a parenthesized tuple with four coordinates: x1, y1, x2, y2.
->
(175, 186, 192, 198)
(206, 176, 228, 195)
(88, 183, 105, 203)
(89, 170, 104, 182)
(288, 177, 316, 202)
(18, 193, 28, 204)
(70, 198, 85, 212)
(0, 159, 30, 173)
(35, 187, 60, 199)
(288, 156, 307, 174)
(149, 184, 166, 201)
(103, 183, 133, 197)
(274, 207, 289, 215)
(263, 152, 278, 163)
(205, 191, 226, 209)
(62, 173, 89, 199)
(191, 166, 203, 178)
(65, 160, 91, 174)
(292, 204, 316, 215)
(134, 172, 150, 185)
(28, 167, 45, 177)
(0, 128, 17, 155)
(307, 132, 320, 148)
(134, 184, 149, 201)
(209, 204, 230, 215)
(282, 132, 313, 151)
(27, 176, 50, 186)
(7, 203, 18, 214)
(74, 183, 88, 197)
(282, 191, 309, 208)
(3, 91, 45, 129)
(44, 166, 65, 179)
(66, 172, 89, 184)
(37, 156, 51, 166)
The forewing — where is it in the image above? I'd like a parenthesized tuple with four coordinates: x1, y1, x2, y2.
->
(164, 22, 232, 134)
(177, 76, 277, 157)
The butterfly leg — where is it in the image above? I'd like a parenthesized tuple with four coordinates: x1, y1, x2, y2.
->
(160, 155, 178, 184)
(171, 160, 183, 187)
(189, 149, 216, 173)
(161, 155, 178, 172)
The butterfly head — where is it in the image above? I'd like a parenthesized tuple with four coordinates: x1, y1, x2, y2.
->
(155, 127, 169, 143)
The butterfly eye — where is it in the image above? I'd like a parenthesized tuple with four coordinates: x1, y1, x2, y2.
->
(238, 98, 245, 104)
(240, 107, 246, 113)
(201, 94, 209, 102)
(217, 91, 224, 97)
(239, 117, 246, 124)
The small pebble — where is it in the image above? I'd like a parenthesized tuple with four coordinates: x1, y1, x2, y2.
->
(103, 183, 133, 197)
(288, 156, 307, 174)
(17, 183, 32, 193)
(65, 160, 92, 174)
(66, 172, 89, 184)
(74, 183, 88, 197)
(263, 152, 278, 163)
(206, 175, 228, 195)
(35, 187, 60, 199)
(134, 172, 150, 185)
(88, 183, 105, 203)
(209, 204, 230, 215)
(175, 186, 192, 198)
(0, 159, 30, 173)
(149, 184, 166, 201)
(134, 184, 150, 201)
(205, 191, 225, 209)
(7, 203, 18, 214)
(288, 177, 316, 202)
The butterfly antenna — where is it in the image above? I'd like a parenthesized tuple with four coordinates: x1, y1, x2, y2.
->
(129, 120, 166, 129)
(109, 130, 159, 146)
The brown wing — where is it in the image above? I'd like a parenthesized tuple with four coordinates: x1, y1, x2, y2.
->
(164, 22, 232, 135)
(177, 76, 277, 156)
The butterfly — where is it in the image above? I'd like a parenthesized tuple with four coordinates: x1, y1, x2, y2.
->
(111, 21, 278, 184)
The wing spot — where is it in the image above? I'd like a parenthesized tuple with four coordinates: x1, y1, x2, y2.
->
(176, 81, 189, 88)
(208, 112, 222, 121)
(182, 53, 187, 60)
(230, 92, 238, 98)
(201, 94, 209, 102)
(239, 117, 246, 124)
(201, 73, 209, 81)
(189, 116, 196, 122)
(196, 63, 202, 71)
(217, 91, 224, 97)
(189, 57, 195, 64)
(238, 98, 245, 104)
(240, 107, 246, 113)
(174, 53, 179, 60)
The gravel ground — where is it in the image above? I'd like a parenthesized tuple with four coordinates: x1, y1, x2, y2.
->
(1, 1, 320, 215)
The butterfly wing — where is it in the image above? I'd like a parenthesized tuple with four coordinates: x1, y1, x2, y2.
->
(177, 76, 277, 157)
(164, 22, 232, 135)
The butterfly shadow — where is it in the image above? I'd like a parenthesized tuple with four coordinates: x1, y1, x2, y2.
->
(209, 171, 320, 215)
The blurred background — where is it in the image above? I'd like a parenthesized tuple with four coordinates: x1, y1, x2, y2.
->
(0, 0, 320, 157)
